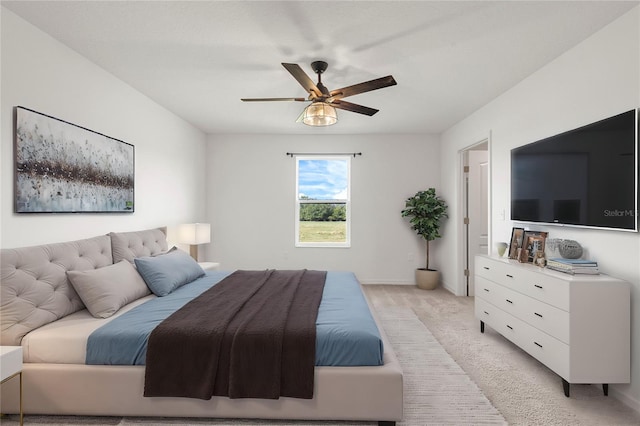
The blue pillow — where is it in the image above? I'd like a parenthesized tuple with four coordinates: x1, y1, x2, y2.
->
(134, 249, 205, 296)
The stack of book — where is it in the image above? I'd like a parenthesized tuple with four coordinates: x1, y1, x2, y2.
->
(546, 258, 599, 275)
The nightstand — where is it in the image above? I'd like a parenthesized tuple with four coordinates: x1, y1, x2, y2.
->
(1, 346, 23, 425)
(199, 262, 220, 271)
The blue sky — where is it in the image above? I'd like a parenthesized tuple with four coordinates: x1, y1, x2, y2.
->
(298, 159, 348, 200)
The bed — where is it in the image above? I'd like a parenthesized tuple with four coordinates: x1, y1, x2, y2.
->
(0, 227, 403, 425)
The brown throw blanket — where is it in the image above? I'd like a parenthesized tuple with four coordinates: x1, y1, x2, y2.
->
(143, 269, 326, 400)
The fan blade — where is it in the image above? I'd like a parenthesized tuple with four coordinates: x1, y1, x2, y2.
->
(331, 99, 379, 116)
(241, 97, 308, 102)
(282, 63, 322, 98)
(329, 75, 397, 100)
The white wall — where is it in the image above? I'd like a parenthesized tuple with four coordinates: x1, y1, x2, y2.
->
(440, 7, 640, 409)
(0, 9, 207, 248)
(204, 133, 441, 284)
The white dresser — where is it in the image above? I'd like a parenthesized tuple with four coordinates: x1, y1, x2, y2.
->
(475, 255, 630, 397)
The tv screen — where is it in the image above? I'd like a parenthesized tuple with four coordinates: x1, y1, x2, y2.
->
(511, 109, 638, 231)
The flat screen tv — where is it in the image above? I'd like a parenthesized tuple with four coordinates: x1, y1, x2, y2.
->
(511, 109, 638, 231)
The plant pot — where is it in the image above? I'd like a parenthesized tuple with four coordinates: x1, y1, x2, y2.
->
(415, 268, 439, 290)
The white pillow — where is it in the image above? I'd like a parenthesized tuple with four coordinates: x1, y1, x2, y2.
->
(67, 260, 151, 318)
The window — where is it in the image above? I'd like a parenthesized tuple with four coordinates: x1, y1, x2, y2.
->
(295, 156, 350, 247)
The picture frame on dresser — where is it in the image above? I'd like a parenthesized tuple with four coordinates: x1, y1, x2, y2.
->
(522, 231, 548, 263)
(508, 227, 525, 259)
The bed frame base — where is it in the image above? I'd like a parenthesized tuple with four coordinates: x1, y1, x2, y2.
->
(1, 358, 403, 424)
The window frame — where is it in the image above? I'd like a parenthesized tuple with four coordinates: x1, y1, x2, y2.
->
(295, 155, 351, 248)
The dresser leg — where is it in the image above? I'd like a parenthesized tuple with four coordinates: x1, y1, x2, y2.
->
(480, 321, 485, 333)
(562, 379, 570, 397)
(603, 384, 608, 396)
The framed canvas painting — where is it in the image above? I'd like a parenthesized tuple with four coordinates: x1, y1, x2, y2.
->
(14, 107, 134, 213)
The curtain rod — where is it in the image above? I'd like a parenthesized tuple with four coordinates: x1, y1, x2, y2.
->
(286, 152, 362, 158)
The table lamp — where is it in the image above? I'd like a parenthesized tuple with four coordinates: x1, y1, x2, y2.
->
(178, 223, 211, 260)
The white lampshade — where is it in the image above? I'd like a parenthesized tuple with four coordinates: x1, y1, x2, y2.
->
(302, 102, 338, 126)
(178, 223, 211, 245)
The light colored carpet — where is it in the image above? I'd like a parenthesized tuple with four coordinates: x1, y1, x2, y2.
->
(364, 285, 640, 426)
(376, 307, 506, 425)
(1, 306, 505, 426)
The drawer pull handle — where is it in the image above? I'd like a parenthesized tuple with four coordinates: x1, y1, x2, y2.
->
(483, 266, 490, 270)
(484, 288, 490, 292)
(484, 311, 489, 315)
(506, 274, 514, 278)
(534, 342, 543, 348)
(534, 284, 543, 289)
(506, 299, 513, 304)
(534, 312, 543, 318)
(506, 325, 513, 330)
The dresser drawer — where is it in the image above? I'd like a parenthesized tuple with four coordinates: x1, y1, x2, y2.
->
(512, 268, 569, 311)
(518, 321, 570, 379)
(477, 298, 543, 359)
(475, 256, 510, 283)
(475, 256, 569, 311)
(476, 298, 569, 379)
(476, 297, 515, 340)
(475, 276, 502, 305)
(516, 292, 569, 344)
(477, 276, 569, 343)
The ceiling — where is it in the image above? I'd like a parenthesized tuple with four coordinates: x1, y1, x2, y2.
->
(2, 1, 637, 135)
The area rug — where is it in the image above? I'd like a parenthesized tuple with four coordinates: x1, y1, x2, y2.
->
(2, 307, 505, 426)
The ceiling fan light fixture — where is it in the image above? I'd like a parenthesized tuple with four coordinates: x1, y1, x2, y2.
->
(302, 102, 338, 126)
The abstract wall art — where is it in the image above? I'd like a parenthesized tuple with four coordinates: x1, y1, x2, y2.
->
(14, 107, 134, 213)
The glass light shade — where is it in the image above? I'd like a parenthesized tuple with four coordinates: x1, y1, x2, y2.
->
(302, 103, 338, 126)
(178, 223, 211, 245)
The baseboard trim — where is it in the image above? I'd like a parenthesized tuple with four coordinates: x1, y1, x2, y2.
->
(359, 280, 415, 285)
(609, 385, 640, 416)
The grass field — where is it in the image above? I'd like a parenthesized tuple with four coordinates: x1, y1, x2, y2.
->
(299, 221, 346, 243)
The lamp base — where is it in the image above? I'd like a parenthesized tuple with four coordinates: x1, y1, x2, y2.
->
(188, 245, 198, 261)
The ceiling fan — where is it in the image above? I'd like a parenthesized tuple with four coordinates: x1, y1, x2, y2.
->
(241, 61, 397, 126)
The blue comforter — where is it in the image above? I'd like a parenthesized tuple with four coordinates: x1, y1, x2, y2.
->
(86, 271, 383, 366)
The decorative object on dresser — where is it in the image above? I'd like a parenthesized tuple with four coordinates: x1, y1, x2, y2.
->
(475, 255, 630, 397)
(495, 242, 508, 257)
(401, 188, 449, 290)
(14, 107, 134, 213)
(544, 238, 562, 259)
(557, 239, 583, 259)
(533, 251, 546, 267)
(521, 231, 548, 263)
(546, 258, 599, 275)
(508, 227, 525, 259)
(178, 222, 211, 260)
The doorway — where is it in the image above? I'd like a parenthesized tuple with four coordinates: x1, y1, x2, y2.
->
(461, 140, 490, 296)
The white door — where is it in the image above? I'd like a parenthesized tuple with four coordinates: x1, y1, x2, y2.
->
(467, 150, 489, 296)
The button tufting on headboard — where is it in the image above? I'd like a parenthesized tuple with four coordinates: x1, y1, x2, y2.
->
(110, 227, 168, 264)
(0, 234, 113, 346)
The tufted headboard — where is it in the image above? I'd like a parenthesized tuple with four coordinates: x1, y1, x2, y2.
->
(109, 227, 168, 263)
(0, 235, 113, 346)
(0, 227, 168, 346)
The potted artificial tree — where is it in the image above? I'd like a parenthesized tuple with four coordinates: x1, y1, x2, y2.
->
(401, 188, 448, 290)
